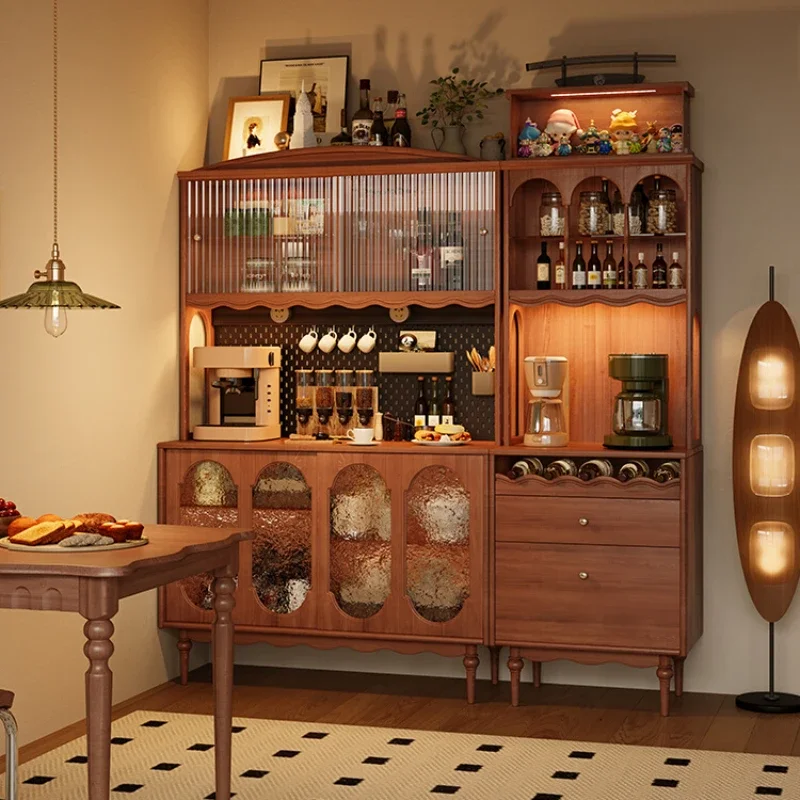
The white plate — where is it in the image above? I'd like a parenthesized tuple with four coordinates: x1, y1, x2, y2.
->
(347, 441, 379, 446)
(0, 536, 149, 553)
(412, 439, 469, 447)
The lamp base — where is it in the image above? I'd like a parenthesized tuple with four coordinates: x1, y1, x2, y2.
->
(735, 691, 800, 714)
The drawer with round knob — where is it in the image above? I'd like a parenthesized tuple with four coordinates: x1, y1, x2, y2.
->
(495, 496, 679, 548)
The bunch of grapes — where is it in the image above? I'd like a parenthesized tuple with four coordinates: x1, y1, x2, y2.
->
(0, 498, 19, 518)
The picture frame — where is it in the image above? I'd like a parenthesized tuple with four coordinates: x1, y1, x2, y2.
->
(222, 95, 291, 161)
(259, 56, 349, 145)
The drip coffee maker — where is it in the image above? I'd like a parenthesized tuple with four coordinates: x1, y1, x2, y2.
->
(603, 354, 671, 449)
(523, 356, 569, 447)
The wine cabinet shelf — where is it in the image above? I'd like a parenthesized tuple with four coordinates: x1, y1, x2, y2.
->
(494, 472, 681, 500)
(498, 441, 692, 459)
(508, 288, 686, 307)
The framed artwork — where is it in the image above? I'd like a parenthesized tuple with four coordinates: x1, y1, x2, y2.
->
(223, 95, 291, 161)
(259, 56, 349, 145)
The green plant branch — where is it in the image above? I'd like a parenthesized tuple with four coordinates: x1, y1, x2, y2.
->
(416, 67, 504, 128)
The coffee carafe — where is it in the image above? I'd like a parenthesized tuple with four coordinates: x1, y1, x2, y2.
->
(523, 356, 569, 447)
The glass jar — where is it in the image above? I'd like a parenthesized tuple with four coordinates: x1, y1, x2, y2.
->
(578, 191, 610, 236)
(539, 192, 564, 237)
(243, 258, 277, 293)
(610, 191, 625, 236)
(295, 369, 315, 425)
(335, 370, 355, 417)
(647, 188, 678, 234)
(355, 370, 375, 425)
(315, 370, 334, 424)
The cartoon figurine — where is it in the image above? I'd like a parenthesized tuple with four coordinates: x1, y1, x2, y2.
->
(609, 108, 639, 155)
(656, 126, 673, 153)
(517, 117, 541, 158)
(628, 132, 643, 155)
(577, 119, 602, 155)
(532, 131, 554, 157)
(640, 120, 659, 153)
(670, 124, 684, 153)
(598, 129, 613, 155)
(544, 108, 583, 148)
(555, 132, 572, 156)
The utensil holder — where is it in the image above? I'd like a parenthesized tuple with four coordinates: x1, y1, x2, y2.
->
(472, 372, 495, 396)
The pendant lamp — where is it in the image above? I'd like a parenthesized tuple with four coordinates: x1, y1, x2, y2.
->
(0, 0, 119, 336)
(733, 266, 800, 713)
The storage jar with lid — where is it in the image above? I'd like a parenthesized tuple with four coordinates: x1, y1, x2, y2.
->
(647, 187, 678, 234)
(539, 192, 564, 237)
(578, 191, 610, 236)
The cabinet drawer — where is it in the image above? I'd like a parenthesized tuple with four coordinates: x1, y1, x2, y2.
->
(495, 543, 680, 650)
(496, 496, 679, 547)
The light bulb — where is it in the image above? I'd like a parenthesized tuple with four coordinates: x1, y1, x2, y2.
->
(750, 434, 795, 497)
(44, 305, 68, 338)
(749, 521, 796, 582)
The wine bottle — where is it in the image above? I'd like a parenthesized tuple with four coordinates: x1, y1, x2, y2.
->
(442, 376, 456, 425)
(633, 251, 649, 289)
(330, 108, 352, 145)
(438, 212, 464, 291)
(618, 460, 650, 482)
(351, 79, 373, 145)
(385, 90, 399, 124)
(414, 376, 428, 431)
(427, 376, 441, 428)
(544, 459, 578, 479)
(587, 241, 602, 289)
(571, 242, 586, 290)
(554, 241, 567, 289)
(669, 252, 684, 288)
(617, 251, 629, 289)
(536, 242, 551, 290)
(652, 243, 667, 289)
(369, 97, 389, 146)
(653, 461, 681, 483)
(578, 459, 614, 481)
(600, 178, 612, 234)
(507, 458, 544, 479)
(602, 241, 617, 289)
(391, 93, 412, 147)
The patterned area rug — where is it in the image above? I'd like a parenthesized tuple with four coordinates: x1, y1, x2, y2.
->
(2, 710, 798, 799)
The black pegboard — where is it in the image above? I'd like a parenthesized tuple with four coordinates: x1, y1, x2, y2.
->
(214, 314, 496, 441)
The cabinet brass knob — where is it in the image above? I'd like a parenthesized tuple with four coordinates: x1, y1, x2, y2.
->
(579, 572, 589, 580)
(479, 227, 488, 236)
(193, 234, 201, 242)
(579, 518, 589, 526)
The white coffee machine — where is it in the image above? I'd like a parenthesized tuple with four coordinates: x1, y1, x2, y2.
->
(193, 346, 281, 442)
(523, 356, 569, 447)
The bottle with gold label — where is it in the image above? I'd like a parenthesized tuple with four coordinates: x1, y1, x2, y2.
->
(536, 242, 551, 289)
(554, 242, 567, 289)
(633, 251, 649, 289)
(668, 252, 684, 288)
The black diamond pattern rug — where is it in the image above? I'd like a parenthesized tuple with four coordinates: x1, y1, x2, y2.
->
(1, 711, 798, 799)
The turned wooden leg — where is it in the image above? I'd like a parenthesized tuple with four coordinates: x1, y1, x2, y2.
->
(674, 656, 685, 697)
(79, 580, 119, 800)
(657, 655, 674, 717)
(211, 565, 237, 800)
(508, 648, 523, 707)
(532, 661, 542, 688)
(489, 646, 501, 685)
(463, 645, 479, 704)
(178, 630, 192, 685)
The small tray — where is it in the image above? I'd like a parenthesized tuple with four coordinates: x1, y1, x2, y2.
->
(0, 536, 149, 553)
(412, 440, 469, 447)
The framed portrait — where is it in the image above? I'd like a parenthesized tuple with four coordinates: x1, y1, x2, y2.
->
(223, 95, 291, 161)
(259, 56, 349, 145)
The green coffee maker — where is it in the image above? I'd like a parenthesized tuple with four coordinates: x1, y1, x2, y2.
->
(603, 354, 672, 449)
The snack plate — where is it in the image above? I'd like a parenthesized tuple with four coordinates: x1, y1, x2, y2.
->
(0, 536, 149, 553)
(412, 439, 469, 447)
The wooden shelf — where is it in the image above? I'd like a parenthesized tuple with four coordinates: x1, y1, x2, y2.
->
(186, 290, 496, 310)
(508, 288, 686, 307)
(158, 438, 496, 454)
(497, 441, 694, 459)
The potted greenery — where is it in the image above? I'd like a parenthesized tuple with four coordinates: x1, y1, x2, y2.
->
(417, 68, 504, 155)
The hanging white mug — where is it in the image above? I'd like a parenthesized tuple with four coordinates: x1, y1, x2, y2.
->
(338, 328, 357, 354)
(357, 328, 377, 353)
(318, 329, 338, 354)
(298, 329, 318, 353)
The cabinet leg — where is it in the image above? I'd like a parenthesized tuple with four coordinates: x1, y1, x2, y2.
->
(463, 645, 479, 704)
(177, 630, 192, 686)
(532, 661, 542, 688)
(508, 648, 523, 707)
(673, 656, 685, 697)
(657, 656, 674, 717)
(489, 646, 501, 686)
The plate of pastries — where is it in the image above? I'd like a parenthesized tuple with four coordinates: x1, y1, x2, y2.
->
(0, 508, 147, 552)
(413, 423, 473, 446)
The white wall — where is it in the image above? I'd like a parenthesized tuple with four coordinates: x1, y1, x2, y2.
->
(209, 0, 800, 695)
(0, 0, 209, 749)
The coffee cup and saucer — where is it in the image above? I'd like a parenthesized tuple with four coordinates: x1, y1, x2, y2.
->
(347, 428, 378, 446)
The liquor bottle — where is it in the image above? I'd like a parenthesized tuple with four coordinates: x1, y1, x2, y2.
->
(544, 459, 578, 479)
(578, 459, 614, 481)
(427, 376, 441, 428)
(438, 212, 464, 290)
(411, 209, 433, 290)
(536, 242, 551, 290)
(653, 461, 681, 483)
(442, 376, 456, 425)
(618, 460, 650, 481)
(668, 252, 684, 288)
(602, 241, 617, 289)
(351, 79, 373, 145)
(587, 241, 602, 289)
(391, 93, 412, 147)
(369, 98, 389, 146)
(413, 376, 428, 432)
(652, 243, 667, 288)
(631, 182, 648, 234)
(617, 251, 631, 289)
(385, 90, 399, 124)
(330, 109, 352, 145)
(600, 178, 613, 234)
(633, 251, 649, 289)
(572, 241, 587, 290)
(507, 458, 544, 479)
(554, 242, 567, 289)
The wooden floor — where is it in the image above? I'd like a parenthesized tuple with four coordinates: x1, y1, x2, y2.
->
(13, 665, 800, 770)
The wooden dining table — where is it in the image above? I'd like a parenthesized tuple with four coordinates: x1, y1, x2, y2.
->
(0, 524, 252, 800)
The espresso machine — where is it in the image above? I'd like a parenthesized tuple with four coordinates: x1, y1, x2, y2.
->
(193, 346, 281, 441)
(523, 356, 569, 447)
(603, 354, 671, 449)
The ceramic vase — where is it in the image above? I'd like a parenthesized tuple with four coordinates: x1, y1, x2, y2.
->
(432, 125, 466, 155)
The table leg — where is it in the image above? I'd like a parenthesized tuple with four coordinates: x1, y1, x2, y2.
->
(211, 565, 236, 800)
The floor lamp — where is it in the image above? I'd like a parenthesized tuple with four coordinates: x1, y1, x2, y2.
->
(733, 266, 800, 713)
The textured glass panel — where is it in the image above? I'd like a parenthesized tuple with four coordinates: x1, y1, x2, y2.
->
(179, 460, 239, 610)
(406, 466, 470, 622)
(330, 464, 391, 618)
(252, 463, 312, 614)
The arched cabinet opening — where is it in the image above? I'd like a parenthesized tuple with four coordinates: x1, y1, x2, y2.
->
(406, 465, 471, 623)
(187, 311, 207, 434)
(252, 462, 312, 614)
(329, 464, 391, 619)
